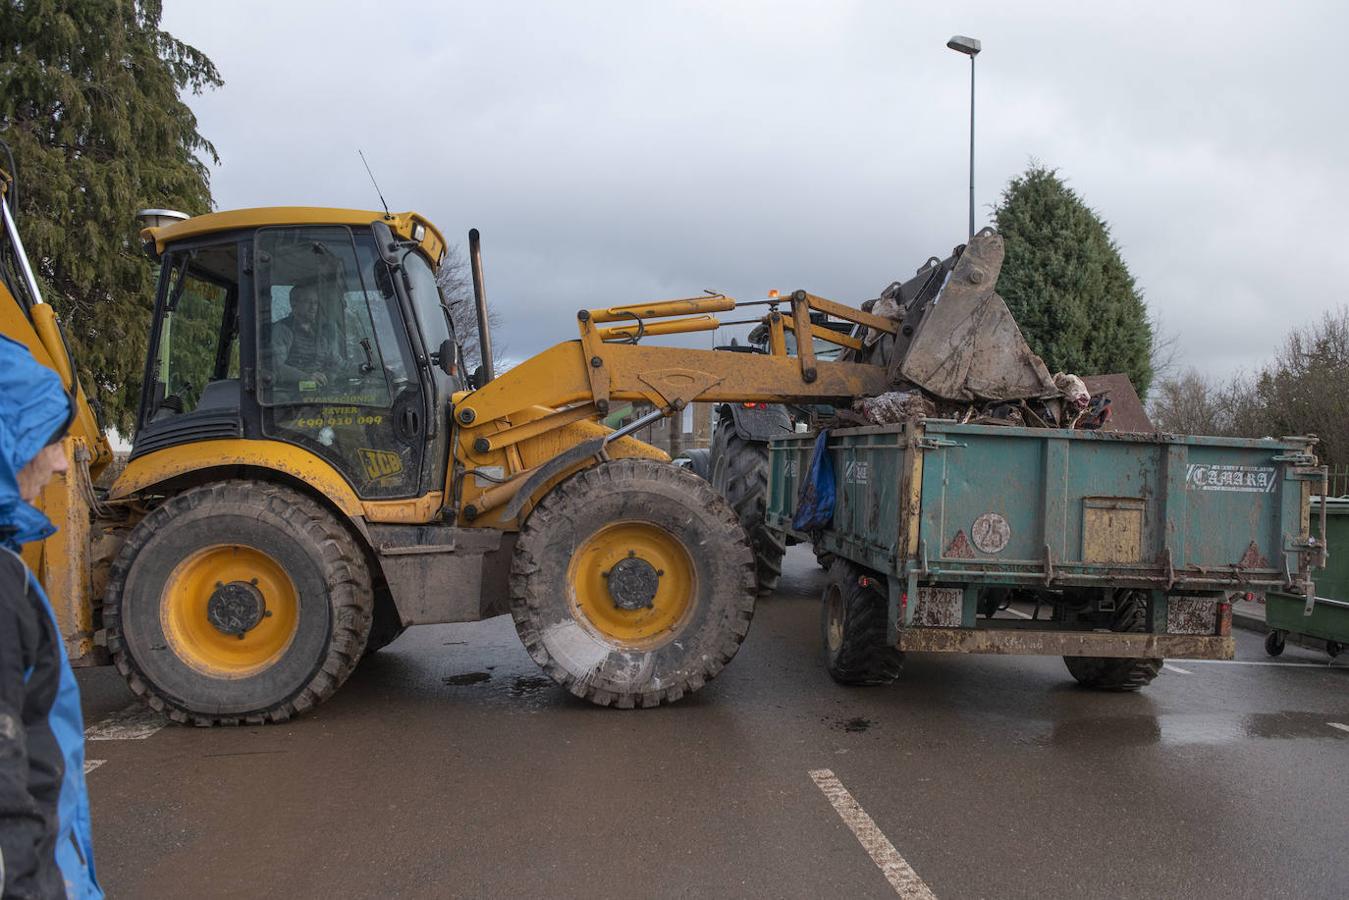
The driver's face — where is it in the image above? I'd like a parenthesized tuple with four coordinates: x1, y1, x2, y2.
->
(291, 287, 318, 323)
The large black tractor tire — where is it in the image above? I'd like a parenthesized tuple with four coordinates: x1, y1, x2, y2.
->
(821, 561, 903, 685)
(104, 481, 373, 725)
(510, 458, 757, 708)
(1063, 590, 1162, 691)
(711, 424, 785, 596)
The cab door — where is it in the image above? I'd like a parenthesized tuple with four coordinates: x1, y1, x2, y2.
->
(253, 225, 429, 499)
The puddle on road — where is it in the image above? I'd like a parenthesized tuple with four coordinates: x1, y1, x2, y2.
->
(442, 671, 492, 686)
(1041, 711, 1347, 747)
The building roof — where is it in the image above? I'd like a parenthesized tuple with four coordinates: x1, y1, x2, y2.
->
(1082, 373, 1153, 433)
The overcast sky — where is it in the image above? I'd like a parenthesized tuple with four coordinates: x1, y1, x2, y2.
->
(162, 1, 1347, 388)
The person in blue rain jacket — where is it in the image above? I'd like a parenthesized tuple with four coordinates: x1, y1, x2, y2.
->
(0, 335, 101, 899)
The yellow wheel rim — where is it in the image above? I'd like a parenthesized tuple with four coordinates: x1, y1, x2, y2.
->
(568, 521, 696, 648)
(160, 545, 300, 678)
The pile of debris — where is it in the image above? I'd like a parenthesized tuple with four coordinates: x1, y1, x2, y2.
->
(835, 228, 1114, 431)
(849, 376, 1110, 429)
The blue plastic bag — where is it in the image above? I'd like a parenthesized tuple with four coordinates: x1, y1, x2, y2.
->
(792, 429, 835, 531)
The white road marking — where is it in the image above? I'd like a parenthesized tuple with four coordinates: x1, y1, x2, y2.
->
(1004, 607, 1033, 619)
(809, 769, 937, 899)
(1328, 722, 1349, 734)
(83, 759, 106, 774)
(85, 703, 167, 741)
(1163, 664, 1194, 675)
(1184, 659, 1349, 669)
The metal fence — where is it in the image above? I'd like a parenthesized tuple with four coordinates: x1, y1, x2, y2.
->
(1328, 465, 1349, 499)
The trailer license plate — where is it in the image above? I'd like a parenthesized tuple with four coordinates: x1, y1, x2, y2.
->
(914, 588, 963, 627)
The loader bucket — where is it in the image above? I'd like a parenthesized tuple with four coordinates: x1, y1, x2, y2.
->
(897, 229, 1058, 403)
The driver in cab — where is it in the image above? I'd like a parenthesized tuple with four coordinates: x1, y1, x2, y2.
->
(272, 282, 341, 394)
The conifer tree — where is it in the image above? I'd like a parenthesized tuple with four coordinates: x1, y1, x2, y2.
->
(1, 0, 221, 433)
(993, 164, 1154, 396)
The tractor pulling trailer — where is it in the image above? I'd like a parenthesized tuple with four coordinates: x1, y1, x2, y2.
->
(1, 163, 1325, 722)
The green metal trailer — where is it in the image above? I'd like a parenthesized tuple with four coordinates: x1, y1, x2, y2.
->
(1264, 497, 1349, 659)
(767, 421, 1325, 690)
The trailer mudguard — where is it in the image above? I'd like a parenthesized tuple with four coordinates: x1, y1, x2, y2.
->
(722, 402, 794, 442)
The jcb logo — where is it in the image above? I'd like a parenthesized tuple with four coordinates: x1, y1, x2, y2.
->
(358, 448, 404, 482)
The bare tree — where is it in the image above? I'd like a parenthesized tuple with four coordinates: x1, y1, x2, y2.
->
(437, 242, 505, 373)
(1148, 311, 1181, 386)
(1149, 306, 1349, 468)
(1149, 369, 1225, 434)
(1256, 307, 1349, 466)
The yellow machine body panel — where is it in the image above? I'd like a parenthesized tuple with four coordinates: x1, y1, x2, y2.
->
(3, 175, 115, 662)
(141, 206, 448, 266)
(17, 436, 98, 663)
(456, 404, 668, 530)
(109, 439, 450, 525)
(0, 281, 114, 479)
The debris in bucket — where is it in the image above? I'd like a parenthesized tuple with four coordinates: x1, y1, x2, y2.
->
(854, 390, 936, 425)
(831, 230, 1116, 433)
(1055, 372, 1090, 411)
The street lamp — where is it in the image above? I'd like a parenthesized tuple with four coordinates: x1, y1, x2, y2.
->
(947, 35, 981, 239)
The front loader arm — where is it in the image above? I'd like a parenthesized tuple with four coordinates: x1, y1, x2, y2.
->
(454, 340, 890, 432)
(451, 290, 893, 528)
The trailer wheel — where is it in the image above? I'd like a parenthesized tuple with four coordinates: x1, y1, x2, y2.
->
(821, 561, 903, 685)
(711, 422, 785, 595)
(510, 458, 757, 708)
(1062, 591, 1161, 691)
(104, 481, 373, 725)
(1264, 630, 1286, 657)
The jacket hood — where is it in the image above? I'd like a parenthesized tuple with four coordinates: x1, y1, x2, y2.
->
(0, 334, 74, 549)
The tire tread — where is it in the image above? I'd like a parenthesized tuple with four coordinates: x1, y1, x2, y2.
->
(103, 480, 372, 726)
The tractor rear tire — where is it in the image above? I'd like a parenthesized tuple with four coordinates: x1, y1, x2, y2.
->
(821, 561, 903, 685)
(677, 447, 712, 481)
(1063, 591, 1162, 691)
(104, 481, 373, 725)
(711, 424, 785, 596)
(510, 458, 756, 708)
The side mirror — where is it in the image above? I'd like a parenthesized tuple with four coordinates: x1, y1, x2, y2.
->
(370, 220, 402, 265)
(431, 338, 456, 377)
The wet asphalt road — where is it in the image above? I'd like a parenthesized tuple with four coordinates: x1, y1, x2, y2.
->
(78, 548, 1349, 899)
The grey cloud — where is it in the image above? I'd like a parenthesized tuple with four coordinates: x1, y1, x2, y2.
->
(163, 0, 1348, 382)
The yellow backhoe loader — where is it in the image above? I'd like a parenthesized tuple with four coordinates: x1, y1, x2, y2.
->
(3, 156, 1056, 723)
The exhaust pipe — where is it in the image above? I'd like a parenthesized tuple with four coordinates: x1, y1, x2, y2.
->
(468, 228, 495, 385)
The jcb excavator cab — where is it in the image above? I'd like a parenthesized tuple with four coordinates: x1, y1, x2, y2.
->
(133, 211, 462, 500)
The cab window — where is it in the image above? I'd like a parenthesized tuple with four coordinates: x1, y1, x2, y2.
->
(148, 243, 240, 421)
(255, 228, 395, 407)
(402, 249, 453, 354)
(255, 226, 424, 497)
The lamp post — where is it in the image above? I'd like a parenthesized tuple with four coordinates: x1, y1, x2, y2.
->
(946, 35, 981, 239)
